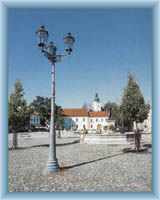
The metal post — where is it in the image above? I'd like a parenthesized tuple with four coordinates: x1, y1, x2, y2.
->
(133, 121, 141, 152)
(45, 61, 59, 172)
(12, 131, 18, 149)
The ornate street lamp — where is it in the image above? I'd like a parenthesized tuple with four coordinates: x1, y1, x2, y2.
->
(36, 25, 49, 49)
(64, 32, 75, 55)
(36, 25, 75, 173)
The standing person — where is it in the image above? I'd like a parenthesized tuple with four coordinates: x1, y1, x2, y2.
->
(80, 125, 88, 142)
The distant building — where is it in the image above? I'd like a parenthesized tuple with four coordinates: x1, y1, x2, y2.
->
(93, 93, 102, 111)
(30, 112, 41, 127)
(137, 107, 152, 133)
(142, 107, 152, 133)
(62, 94, 115, 132)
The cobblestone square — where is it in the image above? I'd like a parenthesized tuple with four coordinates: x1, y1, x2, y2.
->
(8, 132, 152, 192)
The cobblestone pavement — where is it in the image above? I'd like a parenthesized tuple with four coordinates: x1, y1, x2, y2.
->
(8, 132, 152, 192)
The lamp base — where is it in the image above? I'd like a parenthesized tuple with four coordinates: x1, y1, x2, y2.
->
(45, 158, 59, 173)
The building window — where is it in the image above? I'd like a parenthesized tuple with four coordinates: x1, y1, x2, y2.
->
(76, 118, 78, 122)
(91, 125, 93, 128)
(101, 118, 103, 122)
(106, 118, 108, 122)
(96, 119, 98, 122)
(90, 119, 92, 122)
(83, 118, 85, 122)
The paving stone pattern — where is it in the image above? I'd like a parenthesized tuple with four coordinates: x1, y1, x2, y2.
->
(8, 133, 152, 192)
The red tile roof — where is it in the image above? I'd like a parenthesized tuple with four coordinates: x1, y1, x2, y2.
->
(89, 111, 108, 117)
(62, 108, 88, 117)
(62, 108, 108, 117)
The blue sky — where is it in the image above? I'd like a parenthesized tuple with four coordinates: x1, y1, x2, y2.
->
(8, 7, 153, 108)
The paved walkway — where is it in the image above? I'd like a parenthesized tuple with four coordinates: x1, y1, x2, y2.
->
(8, 132, 152, 192)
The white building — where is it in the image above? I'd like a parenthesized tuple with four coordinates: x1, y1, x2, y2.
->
(62, 94, 115, 132)
(62, 108, 115, 132)
(30, 113, 41, 127)
(62, 108, 89, 131)
(89, 111, 115, 131)
(135, 107, 152, 133)
(141, 108, 152, 133)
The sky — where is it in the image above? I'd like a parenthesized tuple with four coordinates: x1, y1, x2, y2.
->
(8, 7, 153, 108)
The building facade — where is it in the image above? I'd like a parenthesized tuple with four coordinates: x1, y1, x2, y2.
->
(30, 113, 41, 127)
(138, 107, 152, 133)
(62, 94, 115, 132)
(62, 108, 115, 132)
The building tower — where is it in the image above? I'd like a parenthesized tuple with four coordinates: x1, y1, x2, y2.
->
(93, 93, 102, 111)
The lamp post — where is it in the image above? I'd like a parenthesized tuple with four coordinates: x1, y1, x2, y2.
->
(36, 25, 75, 173)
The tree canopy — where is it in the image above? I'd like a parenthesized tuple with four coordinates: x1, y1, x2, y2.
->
(9, 79, 30, 132)
(55, 105, 64, 130)
(103, 101, 123, 127)
(120, 74, 150, 130)
(29, 96, 51, 121)
(29, 96, 63, 128)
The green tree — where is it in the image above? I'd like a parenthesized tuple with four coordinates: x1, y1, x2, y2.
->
(112, 104, 123, 128)
(103, 101, 115, 119)
(120, 74, 150, 131)
(103, 101, 123, 128)
(30, 96, 63, 135)
(29, 96, 51, 126)
(9, 79, 30, 149)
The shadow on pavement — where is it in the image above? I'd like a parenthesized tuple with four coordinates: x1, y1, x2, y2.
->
(60, 144, 152, 171)
(143, 143, 152, 148)
(60, 152, 125, 171)
(122, 145, 151, 154)
(8, 139, 80, 150)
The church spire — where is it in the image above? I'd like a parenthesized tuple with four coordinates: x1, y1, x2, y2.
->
(93, 93, 101, 111)
(94, 93, 100, 102)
